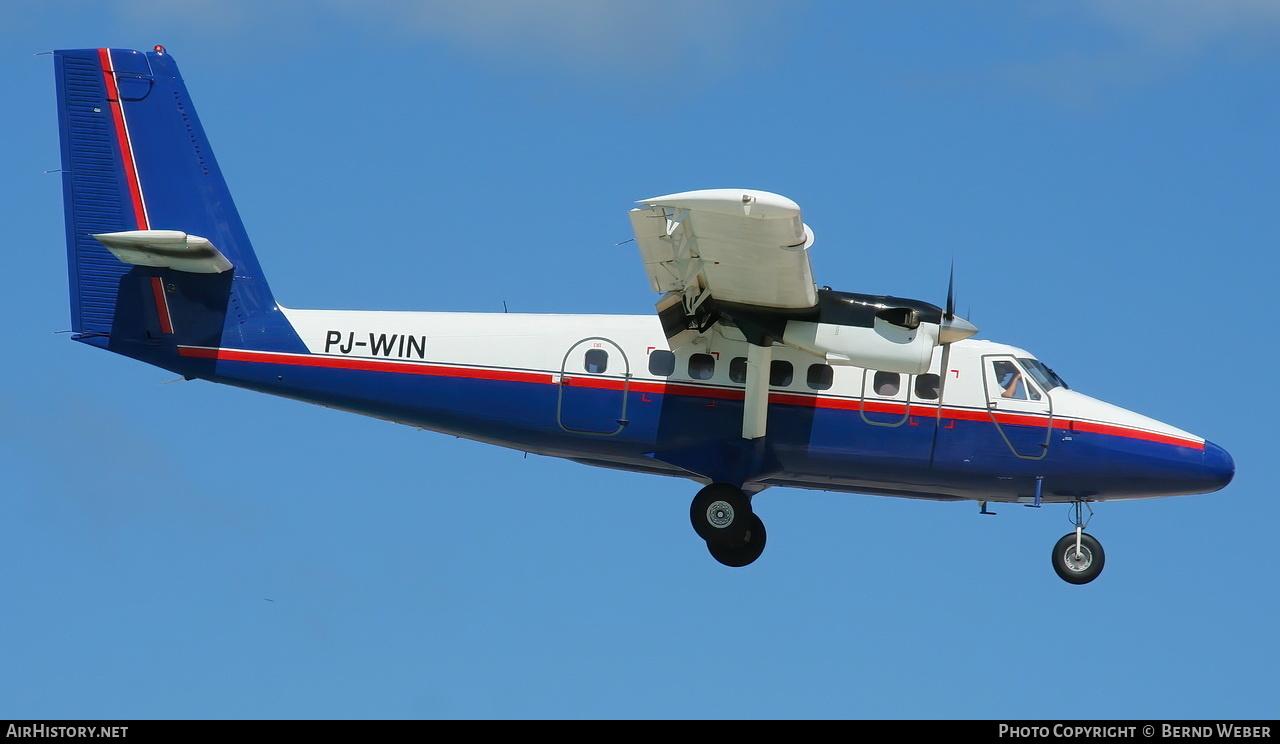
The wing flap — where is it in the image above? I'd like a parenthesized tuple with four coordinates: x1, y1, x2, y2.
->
(629, 206, 679, 293)
(631, 189, 818, 310)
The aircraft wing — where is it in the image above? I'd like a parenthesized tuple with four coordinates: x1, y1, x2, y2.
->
(629, 189, 818, 342)
(627, 189, 978, 442)
(629, 189, 821, 441)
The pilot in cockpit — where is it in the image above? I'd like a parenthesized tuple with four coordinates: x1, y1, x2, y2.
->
(994, 361, 1025, 399)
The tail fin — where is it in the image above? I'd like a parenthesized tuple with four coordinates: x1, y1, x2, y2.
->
(53, 47, 301, 367)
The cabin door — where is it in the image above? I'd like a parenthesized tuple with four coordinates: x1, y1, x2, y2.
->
(557, 338, 630, 436)
(982, 355, 1052, 459)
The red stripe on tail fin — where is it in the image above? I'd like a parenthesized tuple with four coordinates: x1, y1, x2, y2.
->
(150, 276, 173, 333)
(97, 49, 149, 229)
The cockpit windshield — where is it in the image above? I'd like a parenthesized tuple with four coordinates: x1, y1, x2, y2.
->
(1018, 358, 1068, 391)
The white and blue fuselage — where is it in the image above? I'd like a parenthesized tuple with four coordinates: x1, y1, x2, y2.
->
(159, 307, 1230, 505)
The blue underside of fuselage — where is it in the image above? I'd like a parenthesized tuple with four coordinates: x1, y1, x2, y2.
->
(106, 341, 1229, 504)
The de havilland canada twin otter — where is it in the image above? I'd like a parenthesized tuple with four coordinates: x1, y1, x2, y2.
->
(51, 46, 1234, 583)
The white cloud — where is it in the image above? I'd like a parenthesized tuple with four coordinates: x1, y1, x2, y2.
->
(104, 0, 799, 84)
(116, 0, 255, 32)
(998, 0, 1280, 107)
(1083, 0, 1280, 50)
(339, 0, 800, 81)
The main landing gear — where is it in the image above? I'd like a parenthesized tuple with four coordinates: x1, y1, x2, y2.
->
(690, 483, 767, 567)
(1051, 501, 1105, 585)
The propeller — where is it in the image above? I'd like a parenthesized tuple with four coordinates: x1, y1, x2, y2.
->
(935, 265, 978, 418)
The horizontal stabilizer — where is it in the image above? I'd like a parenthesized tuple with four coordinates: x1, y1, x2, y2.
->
(92, 230, 233, 274)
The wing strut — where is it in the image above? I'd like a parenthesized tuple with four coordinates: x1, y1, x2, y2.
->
(742, 342, 772, 440)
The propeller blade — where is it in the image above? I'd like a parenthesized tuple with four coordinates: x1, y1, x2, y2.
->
(945, 262, 956, 319)
(937, 262, 977, 344)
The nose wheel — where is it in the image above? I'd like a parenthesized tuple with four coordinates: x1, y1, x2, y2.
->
(1051, 502, 1105, 584)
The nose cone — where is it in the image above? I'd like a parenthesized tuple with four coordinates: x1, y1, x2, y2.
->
(1201, 440, 1235, 493)
(939, 315, 979, 344)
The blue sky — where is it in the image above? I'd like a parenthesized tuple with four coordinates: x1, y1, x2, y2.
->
(3, 1, 1276, 720)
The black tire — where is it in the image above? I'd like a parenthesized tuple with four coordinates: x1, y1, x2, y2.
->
(690, 483, 752, 546)
(1052, 532, 1105, 584)
(707, 514, 767, 568)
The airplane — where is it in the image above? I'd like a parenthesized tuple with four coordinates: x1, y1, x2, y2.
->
(49, 46, 1234, 584)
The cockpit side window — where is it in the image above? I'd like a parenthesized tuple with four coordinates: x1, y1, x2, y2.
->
(991, 360, 1041, 401)
(993, 360, 1026, 400)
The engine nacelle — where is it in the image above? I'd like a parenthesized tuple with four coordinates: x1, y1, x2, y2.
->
(782, 318, 939, 374)
(713, 289, 975, 373)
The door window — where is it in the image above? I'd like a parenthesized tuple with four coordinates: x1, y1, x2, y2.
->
(873, 371, 900, 396)
(584, 348, 608, 374)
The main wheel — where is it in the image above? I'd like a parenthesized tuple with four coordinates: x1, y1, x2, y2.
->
(690, 483, 752, 546)
(1052, 532, 1105, 584)
(707, 514, 767, 568)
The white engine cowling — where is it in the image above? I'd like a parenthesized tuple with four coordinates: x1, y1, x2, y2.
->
(782, 318, 939, 374)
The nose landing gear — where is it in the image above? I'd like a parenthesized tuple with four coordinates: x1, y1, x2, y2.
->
(1052, 501, 1105, 584)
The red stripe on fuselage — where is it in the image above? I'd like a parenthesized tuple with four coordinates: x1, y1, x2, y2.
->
(1065, 419, 1199, 449)
(177, 345, 549, 385)
(176, 345, 1206, 451)
(98, 49, 149, 230)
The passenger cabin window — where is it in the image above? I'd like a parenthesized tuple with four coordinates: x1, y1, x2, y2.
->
(915, 373, 940, 400)
(584, 348, 608, 374)
(874, 371, 901, 396)
(729, 357, 747, 384)
(770, 360, 793, 387)
(689, 353, 715, 380)
(807, 364, 833, 391)
(648, 349, 675, 377)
